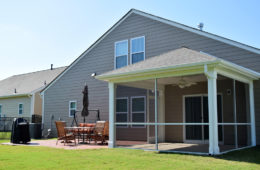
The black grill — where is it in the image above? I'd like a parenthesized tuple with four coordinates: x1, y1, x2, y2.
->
(10, 118, 30, 144)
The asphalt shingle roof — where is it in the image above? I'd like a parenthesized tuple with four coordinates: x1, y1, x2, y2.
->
(99, 47, 217, 77)
(0, 66, 66, 97)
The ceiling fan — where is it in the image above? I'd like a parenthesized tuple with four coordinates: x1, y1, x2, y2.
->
(173, 77, 197, 89)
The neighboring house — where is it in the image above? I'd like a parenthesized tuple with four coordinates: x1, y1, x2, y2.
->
(41, 9, 260, 155)
(0, 66, 66, 120)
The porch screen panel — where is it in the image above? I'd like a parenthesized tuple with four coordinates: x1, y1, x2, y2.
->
(116, 98, 128, 127)
(132, 97, 145, 127)
(185, 97, 202, 140)
(203, 95, 223, 141)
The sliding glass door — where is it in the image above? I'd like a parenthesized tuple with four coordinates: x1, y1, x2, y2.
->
(185, 95, 223, 143)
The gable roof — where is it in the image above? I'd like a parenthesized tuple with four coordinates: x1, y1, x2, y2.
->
(41, 9, 260, 94)
(96, 47, 260, 82)
(0, 66, 66, 98)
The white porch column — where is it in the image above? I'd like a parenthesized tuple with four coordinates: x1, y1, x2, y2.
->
(207, 69, 220, 155)
(108, 82, 116, 148)
(249, 81, 256, 146)
(155, 78, 158, 150)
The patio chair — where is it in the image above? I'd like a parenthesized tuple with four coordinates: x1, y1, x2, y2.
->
(55, 121, 76, 146)
(92, 121, 109, 144)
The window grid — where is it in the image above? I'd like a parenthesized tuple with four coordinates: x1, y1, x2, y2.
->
(18, 104, 23, 115)
(130, 36, 145, 64)
(114, 40, 128, 69)
(69, 101, 77, 117)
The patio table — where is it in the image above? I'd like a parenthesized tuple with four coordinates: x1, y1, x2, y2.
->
(65, 127, 94, 144)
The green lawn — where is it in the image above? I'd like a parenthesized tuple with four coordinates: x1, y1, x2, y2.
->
(0, 139, 259, 170)
(0, 132, 11, 140)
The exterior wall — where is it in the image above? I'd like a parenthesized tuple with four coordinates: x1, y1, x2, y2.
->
(0, 96, 31, 118)
(43, 13, 260, 143)
(165, 78, 248, 145)
(33, 92, 42, 115)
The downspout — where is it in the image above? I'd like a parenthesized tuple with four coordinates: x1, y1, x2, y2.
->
(30, 93, 35, 123)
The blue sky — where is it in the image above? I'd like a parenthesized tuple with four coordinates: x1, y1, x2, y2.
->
(0, 0, 259, 80)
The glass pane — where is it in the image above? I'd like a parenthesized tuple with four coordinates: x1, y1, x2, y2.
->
(70, 110, 75, 116)
(0, 106, 1, 113)
(132, 112, 145, 122)
(116, 41, 128, 56)
(70, 102, 76, 109)
(132, 97, 145, 112)
(132, 52, 144, 64)
(132, 112, 145, 127)
(116, 99, 127, 112)
(19, 104, 23, 109)
(116, 113, 127, 122)
(131, 37, 144, 53)
(116, 55, 127, 69)
(185, 97, 201, 123)
(186, 125, 202, 140)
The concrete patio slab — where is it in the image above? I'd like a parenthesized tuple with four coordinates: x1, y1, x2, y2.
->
(2, 139, 108, 150)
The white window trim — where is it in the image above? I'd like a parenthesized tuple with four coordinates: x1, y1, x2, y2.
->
(114, 39, 128, 69)
(69, 100, 77, 117)
(130, 96, 146, 128)
(130, 36, 145, 64)
(18, 103, 23, 115)
(116, 97, 129, 128)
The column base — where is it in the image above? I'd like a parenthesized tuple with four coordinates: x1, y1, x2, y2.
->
(108, 141, 115, 148)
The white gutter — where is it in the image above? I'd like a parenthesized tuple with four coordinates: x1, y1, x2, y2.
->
(0, 93, 31, 99)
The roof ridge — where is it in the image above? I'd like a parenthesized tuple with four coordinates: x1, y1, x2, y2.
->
(11, 66, 67, 77)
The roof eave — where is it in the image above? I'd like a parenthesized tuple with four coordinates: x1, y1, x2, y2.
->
(0, 93, 32, 99)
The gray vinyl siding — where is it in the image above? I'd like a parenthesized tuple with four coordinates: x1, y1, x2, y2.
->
(0, 97, 31, 118)
(43, 13, 260, 144)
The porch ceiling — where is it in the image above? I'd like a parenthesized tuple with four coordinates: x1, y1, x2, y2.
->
(96, 47, 260, 83)
(118, 74, 228, 91)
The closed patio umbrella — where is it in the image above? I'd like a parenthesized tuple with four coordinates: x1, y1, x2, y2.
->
(81, 85, 89, 123)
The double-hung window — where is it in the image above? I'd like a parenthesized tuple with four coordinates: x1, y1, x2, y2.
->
(131, 36, 145, 64)
(131, 96, 146, 127)
(116, 98, 128, 127)
(18, 104, 23, 115)
(115, 40, 128, 69)
(69, 101, 77, 117)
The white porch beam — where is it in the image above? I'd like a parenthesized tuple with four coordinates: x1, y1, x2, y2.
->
(249, 81, 256, 146)
(206, 68, 220, 155)
(108, 82, 116, 148)
(215, 68, 251, 84)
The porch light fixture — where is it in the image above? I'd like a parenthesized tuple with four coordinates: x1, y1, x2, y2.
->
(91, 72, 96, 77)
